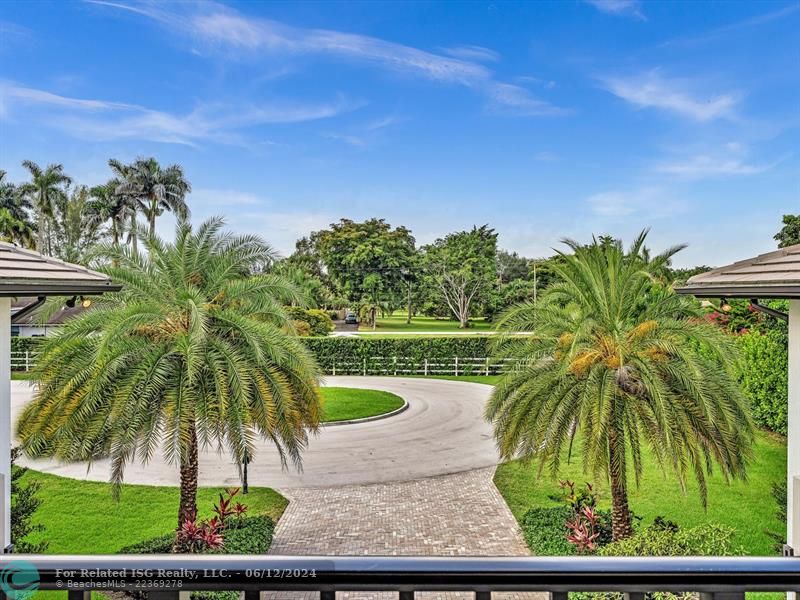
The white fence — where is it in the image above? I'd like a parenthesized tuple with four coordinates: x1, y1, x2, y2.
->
(11, 351, 522, 377)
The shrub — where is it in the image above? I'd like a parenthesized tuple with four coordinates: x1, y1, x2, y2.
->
(286, 307, 334, 337)
(291, 320, 312, 337)
(734, 329, 788, 434)
(10, 448, 48, 553)
(520, 506, 575, 555)
(302, 336, 493, 373)
(599, 522, 744, 557)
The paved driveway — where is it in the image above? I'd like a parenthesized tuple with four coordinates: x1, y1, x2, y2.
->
(11, 377, 499, 488)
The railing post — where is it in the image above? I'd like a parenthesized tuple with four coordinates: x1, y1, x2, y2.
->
(149, 592, 179, 600)
(700, 594, 745, 600)
(454, 356, 459, 376)
(363, 357, 366, 376)
(244, 591, 260, 600)
(424, 358, 428, 376)
(549, 594, 568, 600)
(394, 355, 397, 376)
(332, 360, 336, 377)
(399, 592, 414, 600)
(485, 356, 489, 376)
(476, 592, 491, 600)
(25, 350, 29, 372)
(68, 592, 91, 600)
(625, 593, 645, 600)
(320, 592, 335, 600)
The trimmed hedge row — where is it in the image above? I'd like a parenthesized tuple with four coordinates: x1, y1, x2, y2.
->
(734, 329, 788, 435)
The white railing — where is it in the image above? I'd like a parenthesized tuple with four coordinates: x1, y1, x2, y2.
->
(12, 351, 523, 377)
(327, 356, 522, 377)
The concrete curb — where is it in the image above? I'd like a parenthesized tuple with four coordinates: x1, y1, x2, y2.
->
(320, 398, 410, 427)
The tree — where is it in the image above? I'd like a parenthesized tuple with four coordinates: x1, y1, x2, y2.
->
(19, 161, 71, 254)
(496, 249, 530, 284)
(50, 185, 106, 263)
(423, 225, 498, 328)
(0, 208, 35, 247)
(774, 215, 800, 248)
(90, 178, 135, 251)
(110, 157, 191, 239)
(17, 218, 322, 531)
(0, 169, 33, 224)
(313, 218, 417, 308)
(487, 231, 753, 541)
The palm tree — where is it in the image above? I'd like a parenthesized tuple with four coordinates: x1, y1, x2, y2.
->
(110, 157, 191, 239)
(17, 218, 322, 530)
(89, 178, 135, 250)
(487, 231, 753, 541)
(0, 208, 34, 247)
(18, 161, 72, 254)
(0, 169, 34, 224)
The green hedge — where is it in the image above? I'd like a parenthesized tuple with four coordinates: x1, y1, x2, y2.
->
(302, 336, 494, 374)
(519, 506, 575, 555)
(734, 329, 788, 435)
(11, 337, 40, 353)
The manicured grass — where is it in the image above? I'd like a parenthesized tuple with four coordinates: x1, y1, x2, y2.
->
(11, 371, 35, 380)
(321, 387, 405, 422)
(494, 431, 786, 556)
(360, 312, 493, 332)
(20, 469, 287, 554)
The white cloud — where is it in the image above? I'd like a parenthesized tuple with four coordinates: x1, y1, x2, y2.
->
(656, 154, 774, 178)
(586, 187, 687, 218)
(440, 45, 500, 63)
(584, 0, 645, 20)
(601, 70, 739, 121)
(322, 132, 367, 147)
(0, 82, 357, 146)
(534, 151, 559, 161)
(189, 188, 264, 207)
(89, 1, 567, 118)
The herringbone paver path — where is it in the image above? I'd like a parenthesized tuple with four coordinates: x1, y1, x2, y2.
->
(264, 468, 546, 600)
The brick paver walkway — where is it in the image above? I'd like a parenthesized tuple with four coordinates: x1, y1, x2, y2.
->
(265, 468, 546, 600)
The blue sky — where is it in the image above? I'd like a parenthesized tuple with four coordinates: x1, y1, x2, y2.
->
(1, 0, 798, 267)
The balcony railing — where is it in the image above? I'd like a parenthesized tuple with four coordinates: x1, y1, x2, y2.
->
(1, 555, 798, 599)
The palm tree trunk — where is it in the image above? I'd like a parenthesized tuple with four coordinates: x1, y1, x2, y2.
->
(149, 199, 157, 238)
(36, 209, 45, 253)
(177, 421, 199, 530)
(129, 213, 138, 252)
(608, 426, 633, 540)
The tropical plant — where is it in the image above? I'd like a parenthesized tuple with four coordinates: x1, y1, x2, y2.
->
(50, 185, 107, 263)
(0, 208, 35, 247)
(17, 218, 322, 530)
(90, 178, 135, 250)
(0, 169, 34, 224)
(19, 161, 71, 254)
(109, 157, 190, 239)
(10, 448, 48, 553)
(487, 231, 754, 540)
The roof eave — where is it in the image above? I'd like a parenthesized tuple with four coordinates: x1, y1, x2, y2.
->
(675, 284, 800, 299)
(0, 282, 122, 298)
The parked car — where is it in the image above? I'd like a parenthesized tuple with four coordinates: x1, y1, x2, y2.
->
(344, 311, 358, 324)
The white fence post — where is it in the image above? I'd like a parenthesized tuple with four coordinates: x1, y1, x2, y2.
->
(363, 357, 367, 376)
(454, 356, 459, 377)
(393, 356, 397, 376)
(332, 360, 336, 377)
(485, 357, 489, 376)
(25, 350, 30, 372)
(424, 358, 428, 376)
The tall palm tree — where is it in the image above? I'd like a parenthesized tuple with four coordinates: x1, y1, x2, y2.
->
(0, 169, 34, 225)
(89, 178, 135, 250)
(487, 231, 753, 541)
(110, 157, 191, 239)
(17, 218, 322, 530)
(19, 161, 71, 254)
(0, 208, 34, 247)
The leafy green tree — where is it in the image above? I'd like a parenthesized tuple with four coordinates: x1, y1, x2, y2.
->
(496, 249, 530, 284)
(0, 208, 35, 247)
(17, 218, 322, 530)
(0, 169, 34, 226)
(109, 157, 191, 239)
(487, 232, 753, 540)
(50, 185, 106, 263)
(19, 161, 71, 254)
(775, 214, 800, 248)
(313, 218, 417, 308)
(423, 225, 498, 328)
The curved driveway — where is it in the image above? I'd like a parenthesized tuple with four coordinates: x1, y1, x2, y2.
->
(11, 376, 499, 489)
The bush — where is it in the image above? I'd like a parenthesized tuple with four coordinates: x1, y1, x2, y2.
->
(599, 522, 745, 557)
(520, 506, 575, 555)
(11, 448, 48, 553)
(735, 329, 788, 434)
(286, 307, 334, 337)
(302, 336, 493, 373)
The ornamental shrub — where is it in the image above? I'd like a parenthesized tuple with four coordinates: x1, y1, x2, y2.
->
(734, 329, 788, 434)
(286, 307, 334, 337)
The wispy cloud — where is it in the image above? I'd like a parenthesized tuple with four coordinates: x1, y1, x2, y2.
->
(655, 144, 779, 179)
(662, 3, 800, 48)
(0, 20, 31, 37)
(600, 70, 739, 121)
(322, 132, 367, 147)
(584, 0, 646, 20)
(534, 151, 559, 161)
(87, 0, 568, 118)
(586, 187, 687, 218)
(0, 82, 357, 146)
(440, 45, 500, 63)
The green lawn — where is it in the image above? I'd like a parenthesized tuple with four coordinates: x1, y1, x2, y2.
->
(494, 431, 786, 556)
(21, 469, 287, 554)
(321, 387, 405, 422)
(360, 312, 493, 333)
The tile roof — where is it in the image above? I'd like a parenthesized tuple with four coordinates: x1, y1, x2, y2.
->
(0, 242, 121, 297)
(676, 244, 800, 298)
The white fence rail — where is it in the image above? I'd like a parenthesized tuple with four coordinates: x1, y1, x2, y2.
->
(12, 351, 521, 377)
